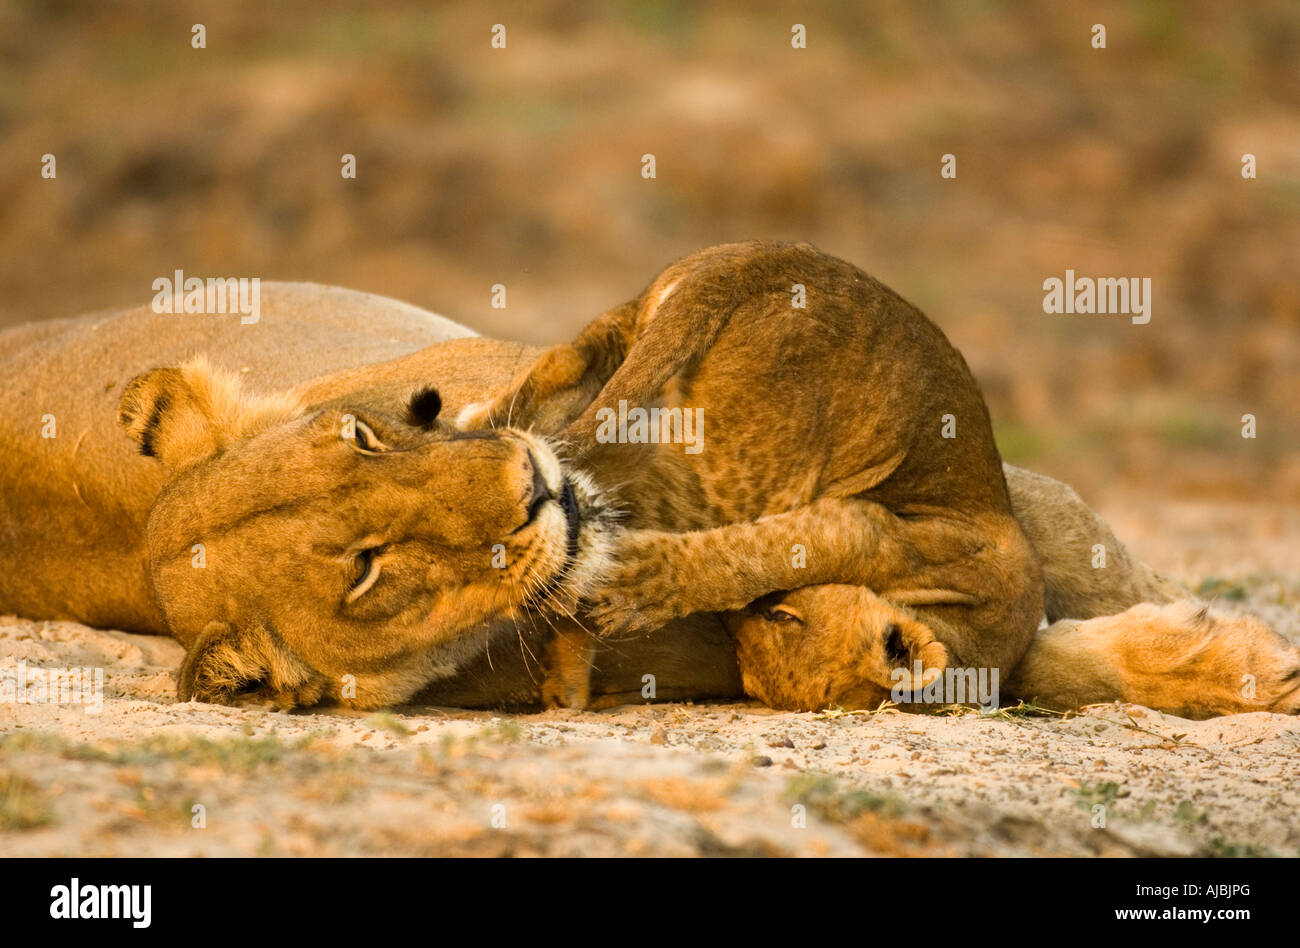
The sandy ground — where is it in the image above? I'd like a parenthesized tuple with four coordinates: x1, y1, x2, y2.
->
(3, 494, 1298, 858)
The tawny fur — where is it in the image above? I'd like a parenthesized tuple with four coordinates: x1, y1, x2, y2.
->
(0, 256, 1291, 717)
(468, 241, 1045, 707)
(465, 242, 1297, 717)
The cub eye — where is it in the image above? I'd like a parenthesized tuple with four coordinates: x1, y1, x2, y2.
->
(348, 547, 381, 598)
(763, 606, 802, 625)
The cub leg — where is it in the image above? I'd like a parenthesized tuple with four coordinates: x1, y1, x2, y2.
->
(1005, 601, 1300, 718)
(588, 496, 1044, 679)
(460, 262, 737, 445)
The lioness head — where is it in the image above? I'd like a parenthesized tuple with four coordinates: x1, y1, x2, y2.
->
(119, 358, 611, 709)
(726, 585, 949, 712)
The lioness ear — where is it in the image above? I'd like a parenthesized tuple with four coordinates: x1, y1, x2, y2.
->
(177, 620, 328, 709)
(405, 386, 442, 429)
(119, 357, 302, 473)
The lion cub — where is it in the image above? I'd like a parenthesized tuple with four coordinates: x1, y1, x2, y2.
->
(461, 242, 1044, 709)
(461, 241, 1299, 718)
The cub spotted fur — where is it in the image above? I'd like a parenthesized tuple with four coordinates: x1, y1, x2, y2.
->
(464, 242, 1300, 716)
(463, 241, 1044, 706)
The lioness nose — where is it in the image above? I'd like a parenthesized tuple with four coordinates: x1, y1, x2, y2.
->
(525, 451, 553, 520)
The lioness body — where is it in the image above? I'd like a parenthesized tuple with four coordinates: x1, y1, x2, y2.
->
(0, 284, 486, 632)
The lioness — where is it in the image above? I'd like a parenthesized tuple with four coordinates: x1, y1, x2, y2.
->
(1, 248, 1294, 716)
(0, 280, 740, 707)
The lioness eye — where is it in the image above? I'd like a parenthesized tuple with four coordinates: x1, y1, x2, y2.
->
(763, 606, 802, 624)
(352, 420, 385, 453)
(349, 548, 379, 594)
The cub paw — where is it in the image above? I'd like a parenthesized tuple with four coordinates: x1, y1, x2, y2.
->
(585, 536, 690, 636)
(455, 401, 493, 431)
(587, 591, 681, 638)
(540, 670, 590, 710)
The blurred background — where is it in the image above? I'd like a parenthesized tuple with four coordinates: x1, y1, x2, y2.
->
(1, 0, 1296, 505)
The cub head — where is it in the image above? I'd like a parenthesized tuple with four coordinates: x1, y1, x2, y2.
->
(119, 358, 610, 709)
(725, 585, 949, 712)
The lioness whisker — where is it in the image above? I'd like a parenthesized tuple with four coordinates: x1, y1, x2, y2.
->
(510, 612, 543, 683)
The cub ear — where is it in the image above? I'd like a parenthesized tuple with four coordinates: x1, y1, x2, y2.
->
(118, 357, 301, 473)
(882, 616, 950, 692)
(177, 620, 328, 709)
